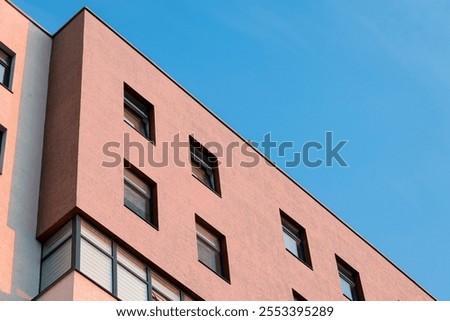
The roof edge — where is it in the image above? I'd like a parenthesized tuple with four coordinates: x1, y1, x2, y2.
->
(6, 0, 51, 36)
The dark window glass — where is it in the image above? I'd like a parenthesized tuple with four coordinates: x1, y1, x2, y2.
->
(0, 125, 6, 174)
(281, 212, 311, 267)
(0, 48, 12, 88)
(196, 220, 228, 279)
(337, 258, 364, 301)
(124, 107, 147, 135)
(124, 167, 156, 225)
(124, 85, 154, 141)
(190, 137, 220, 194)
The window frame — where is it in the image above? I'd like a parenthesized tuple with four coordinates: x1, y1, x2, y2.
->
(123, 84, 155, 143)
(189, 136, 221, 195)
(336, 256, 365, 301)
(79, 226, 114, 292)
(150, 271, 192, 301)
(196, 225, 222, 275)
(0, 125, 6, 174)
(116, 246, 149, 301)
(0, 44, 14, 90)
(124, 163, 158, 228)
(195, 216, 230, 282)
(280, 211, 312, 268)
(38, 216, 198, 301)
(39, 221, 73, 291)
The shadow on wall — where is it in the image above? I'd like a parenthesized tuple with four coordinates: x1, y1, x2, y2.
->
(0, 22, 52, 300)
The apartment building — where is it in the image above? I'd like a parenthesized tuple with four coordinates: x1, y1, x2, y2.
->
(0, 0, 434, 301)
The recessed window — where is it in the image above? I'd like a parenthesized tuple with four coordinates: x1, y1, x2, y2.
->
(124, 84, 155, 142)
(124, 165, 157, 227)
(189, 136, 220, 194)
(0, 125, 6, 174)
(0, 46, 13, 89)
(195, 217, 229, 280)
(293, 289, 307, 301)
(281, 211, 312, 267)
(336, 256, 364, 301)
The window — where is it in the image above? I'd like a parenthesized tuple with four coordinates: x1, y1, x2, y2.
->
(40, 221, 73, 291)
(293, 289, 307, 301)
(80, 222, 113, 292)
(40, 217, 197, 301)
(151, 272, 192, 301)
(195, 217, 229, 280)
(189, 136, 220, 194)
(124, 165, 157, 227)
(0, 46, 13, 88)
(0, 125, 6, 174)
(281, 211, 312, 267)
(117, 246, 148, 301)
(336, 256, 364, 301)
(124, 84, 155, 142)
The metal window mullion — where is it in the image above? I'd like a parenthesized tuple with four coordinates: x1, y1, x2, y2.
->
(112, 243, 118, 297)
(39, 236, 45, 291)
(73, 216, 81, 270)
(147, 267, 152, 301)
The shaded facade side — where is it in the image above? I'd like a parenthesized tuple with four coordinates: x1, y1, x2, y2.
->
(0, 0, 51, 300)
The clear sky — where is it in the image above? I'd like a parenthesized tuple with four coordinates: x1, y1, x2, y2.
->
(11, 0, 449, 300)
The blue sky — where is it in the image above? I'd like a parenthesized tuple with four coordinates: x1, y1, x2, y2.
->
(11, 0, 449, 300)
